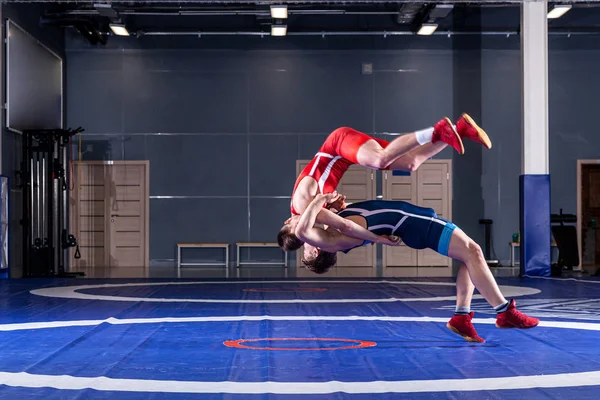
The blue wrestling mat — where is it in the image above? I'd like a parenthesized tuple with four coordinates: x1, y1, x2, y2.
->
(0, 277, 599, 399)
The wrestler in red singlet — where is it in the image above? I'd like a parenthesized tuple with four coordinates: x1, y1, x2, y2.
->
(290, 127, 389, 215)
(281, 116, 491, 252)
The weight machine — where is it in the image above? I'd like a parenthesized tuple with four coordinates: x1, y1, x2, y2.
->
(479, 219, 499, 267)
(551, 209, 579, 276)
(18, 128, 84, 277)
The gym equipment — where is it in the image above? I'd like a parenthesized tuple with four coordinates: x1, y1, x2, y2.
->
(0, 176, 8, 279)
(479, 219, 499, 267)
(583, 218, 596, 267)
(18, 128, 84, 277)
(550, 209, 579, 276)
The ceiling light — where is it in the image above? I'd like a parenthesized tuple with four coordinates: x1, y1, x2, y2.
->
(94, 3, 119, 18)
(109, 23, 129, 36)
(271, 25, 287, 37)
(429, 4, 454, 19)
(417, 23, 438, 36)
(547, 5, 572, 19)
(270, 5, 288, 19)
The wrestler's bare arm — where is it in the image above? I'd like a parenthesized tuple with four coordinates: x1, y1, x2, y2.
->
(296, 193, 397, 250)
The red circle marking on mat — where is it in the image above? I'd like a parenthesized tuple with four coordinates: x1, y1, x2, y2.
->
(242, 288, 328, 293)
(223, 338, 377, 351)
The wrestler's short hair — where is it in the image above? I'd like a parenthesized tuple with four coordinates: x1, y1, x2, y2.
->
(277, 224, 304, 252)
(302, 250, 337, 274)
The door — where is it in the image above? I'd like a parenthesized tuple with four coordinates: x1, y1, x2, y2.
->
(294, 160, 376, 277)
(416, 162, 451, 267)
(333, 165, 377, 268)
(581, 164, 600, 267)
(381, 170, 418, 267)
(107, 163, 149, 268)
(70, 163, 106, 269)
(70, 161, 149, 273)
(382, 160, 452, 277)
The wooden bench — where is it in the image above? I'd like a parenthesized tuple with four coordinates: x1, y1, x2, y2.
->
(176, 243, 230, 273)
(235, 242, 288, 267)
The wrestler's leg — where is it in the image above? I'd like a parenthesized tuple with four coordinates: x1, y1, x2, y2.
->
(379, 114, 492, 171)
(455, 263, 475, 310)
(386, 142, 448, 172)
(447, 263, 484, 342)
(356, 132, 420, 170)
(447, 228, 539, 329)
(354, 119, 463, 170)
(447, 228, 506, 307)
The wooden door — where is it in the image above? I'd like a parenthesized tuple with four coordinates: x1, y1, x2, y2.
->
(382, 170, 418, 267)
(383, 160, 452, 277)
(107, 163, 149, 268)
(416, 162, 452, 268)
(294, 160, 376, 276)
(70, 163, 107, 268)
(70, 161, 149, 272)
(333, 165, 376, 267)
(582, 164, 600, 266)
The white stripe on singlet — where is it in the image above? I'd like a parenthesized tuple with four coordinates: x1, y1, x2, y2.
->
(315, 152, 335, 158)
(308, 152, 335, 177)
(368, 224, 396, 231)
(317, 156, 343, 193)
(364, 216, 408, 232)
(308, 156, 321, 176)
(344, 207, 446, 226)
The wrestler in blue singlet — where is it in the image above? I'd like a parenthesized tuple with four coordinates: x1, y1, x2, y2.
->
(337, 200, 458, 255)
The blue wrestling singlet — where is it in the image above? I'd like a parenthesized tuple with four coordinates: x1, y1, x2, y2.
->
(337, 200, 458, 255)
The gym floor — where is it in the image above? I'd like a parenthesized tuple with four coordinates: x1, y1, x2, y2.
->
(1, 276, 599, 399)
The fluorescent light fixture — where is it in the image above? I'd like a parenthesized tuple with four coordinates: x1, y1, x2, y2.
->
(547, 5, 572, 19)
(109, 23, 129, 36)
(271, 25, 287, 37)
(417, 23, 438, 36)
(429, 4, 454, 19)
(270, 5, 288, 19)
(94, 3, 119, 18)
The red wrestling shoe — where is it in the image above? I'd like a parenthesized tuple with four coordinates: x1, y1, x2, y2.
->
(456, 113, 492, 149)
(447, 312, 485, 343)
(433, 117, 464, 155)
(495, 299, 540, 329)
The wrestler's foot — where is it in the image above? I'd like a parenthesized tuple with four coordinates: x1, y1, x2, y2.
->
(456, 113, 492, 149)
(447, 312, 485, 343)
(433, 117, 464, 155)
(495, 299, 539, 329)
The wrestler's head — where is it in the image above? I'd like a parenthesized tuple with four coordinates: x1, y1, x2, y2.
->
(277, 215, 304, 251)
(301, 244, 337, 274)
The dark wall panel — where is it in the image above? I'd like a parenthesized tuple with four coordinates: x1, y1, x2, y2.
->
(250, 135, 299, 197)
(298, 134, 331, 159)
(68, 71, 124, 133)
(374, 53, 454, 133)
(452, 29, 484, 252)
(549, 51, 600, 218)
(249, 71, 373, 134)
(145, 135, 248, 197)
(123, 135, 147, 160)
(150, 198, 248, 260)
(480, 50, 522, 264)
(250, 198, 293, 242)
(122, 71, 248, 134)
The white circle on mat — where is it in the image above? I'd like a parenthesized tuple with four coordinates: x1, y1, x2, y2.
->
(0, 315, 597, 394)
(30, 280, 541, 303)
